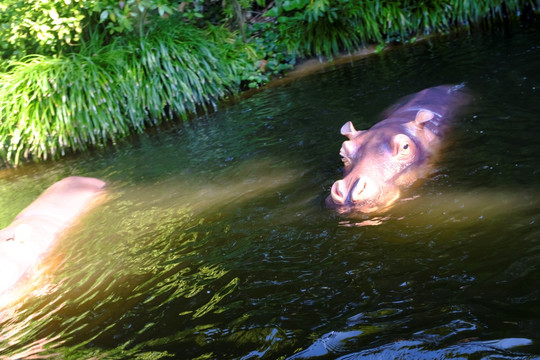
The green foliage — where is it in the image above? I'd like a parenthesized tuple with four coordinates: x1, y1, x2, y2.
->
(246, 21, 295, 87)
(125, 22, 256, 119)
(0, 23, 259, 165)
(92, 0, 175, 36)
(0, 0, 87, 58)
(0, 0, 206, 57)
(0, 51, 126, 163)
(266, 0, 362, 58)
(263, 0, 533, 58)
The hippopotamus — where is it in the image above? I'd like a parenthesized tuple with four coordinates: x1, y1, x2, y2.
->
(0, 176, 106, 294)
(327, 85, 469, 213)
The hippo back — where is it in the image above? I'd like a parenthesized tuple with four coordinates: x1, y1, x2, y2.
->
(378, 84, 469, 137)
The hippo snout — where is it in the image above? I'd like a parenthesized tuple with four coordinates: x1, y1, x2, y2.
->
(330, 177, 380, 206)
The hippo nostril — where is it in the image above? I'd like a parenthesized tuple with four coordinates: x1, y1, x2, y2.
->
(350, 177, 368, 203)
(331, 180, 347, 204)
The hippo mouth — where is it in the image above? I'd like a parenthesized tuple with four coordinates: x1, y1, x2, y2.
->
(326, 197, 380, 213)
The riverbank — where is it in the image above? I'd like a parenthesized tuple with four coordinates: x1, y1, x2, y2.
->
(0, 0, 537, 166)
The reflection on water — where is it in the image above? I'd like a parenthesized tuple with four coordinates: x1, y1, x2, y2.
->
(1, 27, 540, 359)
(334, 337, 534, 360)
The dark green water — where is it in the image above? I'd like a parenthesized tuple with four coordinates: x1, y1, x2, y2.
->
(1, 27, 540, 359)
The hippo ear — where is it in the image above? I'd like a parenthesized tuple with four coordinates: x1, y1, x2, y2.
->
(340, 121, 364, 139)
(408, 109, 437, 143)
(414, 109, 434, 125)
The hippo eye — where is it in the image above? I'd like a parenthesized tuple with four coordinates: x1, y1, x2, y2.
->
(399, 143, 411, 156)
(392, 134, 413, 159)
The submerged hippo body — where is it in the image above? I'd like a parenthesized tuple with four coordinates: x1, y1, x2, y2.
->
(0, 176, 106, 294)
(327, 85, 469, 213)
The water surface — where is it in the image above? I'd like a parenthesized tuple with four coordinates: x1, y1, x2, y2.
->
(1, 27, 540, 359)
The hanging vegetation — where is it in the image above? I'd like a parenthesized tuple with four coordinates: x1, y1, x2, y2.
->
(0, 23, 259, 164)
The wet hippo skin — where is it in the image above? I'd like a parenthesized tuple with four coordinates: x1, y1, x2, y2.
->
(327, 85, 469, 213)
(0, 176, 106, 294)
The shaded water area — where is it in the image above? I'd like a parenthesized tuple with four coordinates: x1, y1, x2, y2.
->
(1, 26, 540, 359)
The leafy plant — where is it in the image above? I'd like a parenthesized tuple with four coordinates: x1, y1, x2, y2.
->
(92, 0, 175, 36)
(0, 0, 87, 58)
(262, 0, 533, 58)
(266, 0, 362, 58)
(247, 21, 295, 86)
(0, 23, 259, 165)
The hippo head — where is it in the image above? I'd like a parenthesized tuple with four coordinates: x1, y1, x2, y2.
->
(327, 109, 438, 213)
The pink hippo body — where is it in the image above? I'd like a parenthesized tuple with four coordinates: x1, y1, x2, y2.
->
(0, 176, 106, 294)
(327, 85, 469, 213)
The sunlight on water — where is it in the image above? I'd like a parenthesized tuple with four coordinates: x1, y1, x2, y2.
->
(0, 157, 302, 358)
